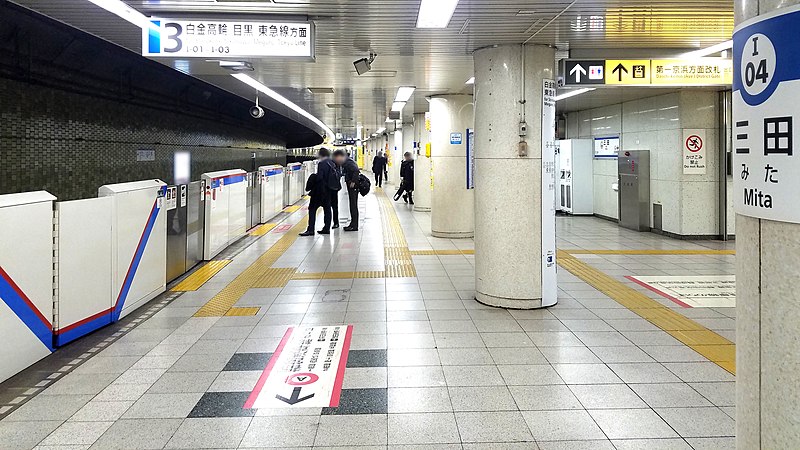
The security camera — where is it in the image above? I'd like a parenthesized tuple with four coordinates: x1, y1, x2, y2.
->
(354, 52, 377, 76)
(250, 95, 265, 119)
(250, 105, 265, 119)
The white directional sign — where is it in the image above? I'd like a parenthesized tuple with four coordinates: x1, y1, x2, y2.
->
(244, 325, 352, 409)
(733, 6, 800, 223)
(564, 60, 605, 85)
(143, 19, 315, 58)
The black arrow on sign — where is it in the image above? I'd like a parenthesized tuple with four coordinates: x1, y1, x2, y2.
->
(276, 387, 315, 405)
(612, 63, 629, 82)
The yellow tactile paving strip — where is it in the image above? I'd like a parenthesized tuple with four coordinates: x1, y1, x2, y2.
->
(170, 260, 232, 292)
(378, 192, 417, 278)
(557, 250, 736, 374)
(410, 249, 475, 256)
(225, 307, 260, 316)
(292, 271, 387, 280)
(250, 223, 277, 236)
(283, 205, 302, 213)
(193, 216, 309, 317)
(565, 249, 735, 255)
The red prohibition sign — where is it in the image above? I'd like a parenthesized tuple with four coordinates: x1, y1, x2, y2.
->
(686, 135, 703, 152)
(285, 373, 319, 386)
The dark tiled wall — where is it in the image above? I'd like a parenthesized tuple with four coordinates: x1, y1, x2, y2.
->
(0, 77, 286, 200)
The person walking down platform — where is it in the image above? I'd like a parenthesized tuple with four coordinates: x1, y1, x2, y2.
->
(372, 151, 388, 187)
(333, 149, 361, 232)
(300, 148, 340, 236)
(393, 152, 415, 205)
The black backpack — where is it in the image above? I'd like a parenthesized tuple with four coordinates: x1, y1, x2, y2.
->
(357, 174, 371, 197)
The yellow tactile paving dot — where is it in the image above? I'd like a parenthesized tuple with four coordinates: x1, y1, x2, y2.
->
(194, 216, 309, 317)
(250, 223, 277, 236)
(565, 249, 735, 255)
(557, 250, 736, 375)
(283, 205, 302, 213)
(170, 260, 231, 292)
(225, 307, 260, 316)
(377, 192, 417, 278)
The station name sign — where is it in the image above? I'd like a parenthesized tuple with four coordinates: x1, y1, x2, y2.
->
(143, 18, 315, 59)
(564, 58, 732, 86)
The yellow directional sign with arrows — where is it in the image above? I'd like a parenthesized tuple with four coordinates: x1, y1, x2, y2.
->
(604, 60, 651, 85)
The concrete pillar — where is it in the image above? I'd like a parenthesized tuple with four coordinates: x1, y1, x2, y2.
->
(473, 44, 557, 309)
(736, 1, 800, 448)
(413, 112, 432, 212)
(430, 95, 475, 238)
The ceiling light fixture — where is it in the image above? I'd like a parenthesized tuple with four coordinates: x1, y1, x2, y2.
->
(554, 88, 595, 102)
(86, 0, 160, 32)
(416, 0, 460, 28)
(231, 73, 334, 138)
(394, 86, 416, 103)
(376, 127, 387, 134)
(465, 77, 475, 85)
(392, 101, 406, 112)
(218, 61, 254, 72)
(681, 40, 733, 58)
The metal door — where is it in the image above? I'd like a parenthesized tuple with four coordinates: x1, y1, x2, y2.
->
(249, 171, 261, 229)
(618, 151, 651, 231)
(186, 180, 205, 270)
(166, 185, 188, 282)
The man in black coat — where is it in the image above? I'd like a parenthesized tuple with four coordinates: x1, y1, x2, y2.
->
(393, 152, 415, 204)
(300, 148, 341, 236)
(333, 149, 361, 231)
(372, 151, 388, 187)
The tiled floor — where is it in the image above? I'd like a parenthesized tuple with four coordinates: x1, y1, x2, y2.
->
(0, 182, 736, 449)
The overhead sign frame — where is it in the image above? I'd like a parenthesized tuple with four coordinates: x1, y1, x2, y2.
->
(563, 58, 732, 87)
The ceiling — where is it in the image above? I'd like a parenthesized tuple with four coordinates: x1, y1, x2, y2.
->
(11, 0, 734, 143)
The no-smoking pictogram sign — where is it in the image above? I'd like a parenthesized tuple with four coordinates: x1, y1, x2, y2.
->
(686, 135, 703, 152)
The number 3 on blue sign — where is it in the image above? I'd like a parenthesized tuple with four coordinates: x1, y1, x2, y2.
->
(163, 23, 183, 53)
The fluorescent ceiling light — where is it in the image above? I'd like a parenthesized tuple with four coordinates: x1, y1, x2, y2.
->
(86, 0, 159, 32)
(465, 77, 475, 85)
(394, 86, 416, 102)
(392, 102, 406, 112)
(681, 40, 732, 58)
(231, 73, 335, 138)
(417, 0, 460, 28)
(377, 127, 387, 134)
(554, 88, 595, 102)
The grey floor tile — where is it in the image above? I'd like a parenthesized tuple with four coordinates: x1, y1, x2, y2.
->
(93, 383, 151, 402)
(209, 371, 262, 392)
(387, 349, 441, 366)
(315, 414, 388, 446)
(655, 407, 735, 438)
(388, 367, 446, 388)
(70, 400, 136, 422)
(497, 364, 564, 386)
(388, 387, 452, 413)
(222, 353, 272, 371)
(322, 388, 388, 415)
(347, 349, 388, 368)
(480, 333, 535, 348)
(388, 412, 460, 445)
(456, 411, 534, 443)
(148, 371, 218, 394)
(684, 437, 736, 449)
(240, 415, 319, 447)
(40, 421, 114, 446)
(537, 441, 614, 450)
(629, 383, 713, 408)
(442, 365, 505, 386)
(538, 346, 601, 364)
(433, 333, 485, 348)
(39, 373, 119, 396)
(122, 392, 203, 419)
(0, 420, 62, 449)
(568, 384, 648, 409)
(343, 367, 388, 389)
(589, 408, 679, 439)
(689, 382, 735, 407)
(522, 409, 606, 441)
(662, 362, 736, 383)
(438, 347, 495, 365)
(188, 392, 255, 418)
(509, 385, 582, 410)
(165, 417, 252, 449)
(487, 347, 548, 365)
(89, 418, 183, 449)
(611, 438, 692, 449)
(608, 363, 682, 383)
(449, 386, 517, 411)
(589, 346, 655, 363)
(640, 345, 709, 363)
(552, 364, 622, 384)
(4, 394, 94, 422)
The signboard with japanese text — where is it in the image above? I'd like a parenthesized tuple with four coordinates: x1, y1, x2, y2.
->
(594, 136, 620, 158)
(683, 129, 707, 175)
(651, 59, 733, 85)
(143, 19, 315, 59)
(733, 6, 800, 223)
(563, 58, 731, 87)
(627, 276, 736, 308)
(541, 79, 558, 307)
(244, 325, 353, 409)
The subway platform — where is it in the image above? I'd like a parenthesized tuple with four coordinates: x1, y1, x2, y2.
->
(0, 185, 736, 449)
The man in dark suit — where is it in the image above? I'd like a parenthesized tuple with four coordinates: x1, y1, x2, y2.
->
(372, 151, 388, 187)
(333, 149, 361, 232)
(300, 148, 340, 236)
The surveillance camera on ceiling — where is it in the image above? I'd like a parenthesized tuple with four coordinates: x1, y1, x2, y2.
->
(354, 52, 377, 76)
(249, 95, 265, 119)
